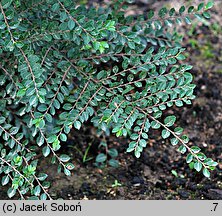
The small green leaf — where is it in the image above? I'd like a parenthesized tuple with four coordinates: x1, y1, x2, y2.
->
(15, 42, 24, 48)
(39, 119, 45, 129)
(40, 193, 47, 200)
(45, 113, 52, 123)
(191, 146, 201, 153)
(178, 145, 187, 154)
(2, 0, 13, 9)
(0, 117, 6, 124)
(148, 10, 154, 19)
(63, 103, 72, 110)
(151, 121, 161, 129)
(128, 41, 135, 49)
(176, 54, 186, 61)
(37, 104, 47, 112)
(194, 161, 202, 172)
(189, 162, 194, 169)
(116, 129, 123, 137)
(52, 139, 61, 151)
(174, 127, 183, 135)
(186, 153, 193, 163)
(203, 11, 211, 19)
(126, 146, 134, 153)
(198, 3, 204, 11)
(130, 133, 139, 140)
(161, 129, 170, 139)
(126, 141, 136, 152)
(33, 185, 41, 196)
(52, 3, 60, 11)
(97, 70, 106, 79)
(7, 188, 16, 198)
(60, 133, 67, 142)
(64, 168, 71, 176)
(17, 89, 26, 97)
(93, 41, 100, 51)
(184, 16, 191, 25)
(164, 115, 176, 127)
(59, 154, 70, 162)
(96, 153, 107, 163)
(66, 163, 75, 170)
(205, 1, 214, 10)
(68, 19, 75, 30)
(74, 121, 81, 130)
(37, 173, 48, 181)
(169, 8, 176, 16)
(108, 159, 119, 168)
(29, 95, 38, 106)
(203, 168, 210, 178)
(47, 135, 57, 143)
(42, 146, 50, 157)
(139, 139, 147, 147)
(158, 7, 167, 18)
(2, 175, 9, 186)
(108, 148, 118, 158)
(188, 6, 194, 13)
(134, 150, 141, 158)
(171, 170, 178, 177)
(170, 137, 179, 146)
(181, 135, 189, 143)
(179, 6, 185, 14)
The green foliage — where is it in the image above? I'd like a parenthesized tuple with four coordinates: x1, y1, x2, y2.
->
(0, 0, 217, 199)
(112, 179, 122, 188)
(95, 141, 119, 168)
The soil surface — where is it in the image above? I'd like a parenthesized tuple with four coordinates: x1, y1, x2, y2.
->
(1, 0, 222, 200)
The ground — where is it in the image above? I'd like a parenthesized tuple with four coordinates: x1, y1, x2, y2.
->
(0, 0, 222, 200)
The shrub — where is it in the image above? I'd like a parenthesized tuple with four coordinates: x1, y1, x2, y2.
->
(0, 0, 217, 199)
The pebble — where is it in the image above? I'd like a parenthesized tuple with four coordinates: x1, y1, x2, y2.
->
(132, 176, 144, 186)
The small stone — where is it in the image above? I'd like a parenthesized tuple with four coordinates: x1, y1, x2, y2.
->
(82, 195, 88, 200)
(144, 166, 152, 177)
(208, 189, 222, 199)
(132, 176, 144, 186)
